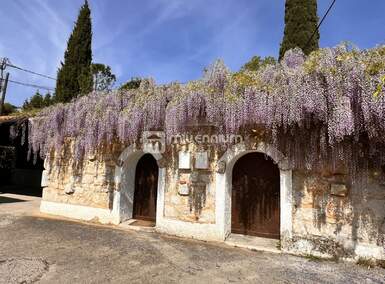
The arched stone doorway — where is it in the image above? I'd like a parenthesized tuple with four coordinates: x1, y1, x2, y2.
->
(113, 145, 165, 224)
(231, 152, 280, 239)
(132, 154, 159, 222)
(215, 142, 293, 243)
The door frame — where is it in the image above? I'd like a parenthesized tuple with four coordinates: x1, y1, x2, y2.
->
(215, 142, 293, 244)
(113, 145, 165, 224)
(132, 154, 159, 222)
(231, 152, 281, 239)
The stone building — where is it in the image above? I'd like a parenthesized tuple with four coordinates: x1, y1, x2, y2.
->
(39, 128, 385, 261)
(33, 46, 385, 262)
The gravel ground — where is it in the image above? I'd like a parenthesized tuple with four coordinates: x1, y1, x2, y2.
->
(0, 213, 384, 284)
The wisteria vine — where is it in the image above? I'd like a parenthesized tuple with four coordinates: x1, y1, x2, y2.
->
(22, 44, 385, 178)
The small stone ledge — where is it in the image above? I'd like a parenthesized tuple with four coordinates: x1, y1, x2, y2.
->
(284, 235, 385, 261)
(40, 201, 119, 225)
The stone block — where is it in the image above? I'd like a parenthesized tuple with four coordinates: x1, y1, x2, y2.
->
(305, 177, 329, 195)
(330, 183, 348, 197)
(170, 195, 180, 205)
(64, 184, 75, 195)
(198, 210, 215, 223)
(178, 184, 190, 196)
(41, 170, 50, 187)
(216, 161, 226, 174)
(178, 173, 190, 196)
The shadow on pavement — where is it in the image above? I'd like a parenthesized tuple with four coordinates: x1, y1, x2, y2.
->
(0, 196, 27, 204)
(0, 185, 42, 197)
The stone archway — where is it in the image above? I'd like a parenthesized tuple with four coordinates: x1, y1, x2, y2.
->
(231, 152, 281, 239)
(215, 142, 293, 244)
(112, 145, 165, 223)
(132, 154, 159, 222)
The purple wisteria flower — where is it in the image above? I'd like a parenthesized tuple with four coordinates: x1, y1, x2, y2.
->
(23, 44, 385, 180)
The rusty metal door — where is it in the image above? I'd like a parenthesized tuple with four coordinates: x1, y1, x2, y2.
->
(133, 154, 158, 221)
(231, 153, 280, 239)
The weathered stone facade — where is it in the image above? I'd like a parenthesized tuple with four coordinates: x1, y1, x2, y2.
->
(41, 143, 120, 209)
(163, 144, 217, 224)
(40, 137, 385, 261)
(289, 169, 385, 260)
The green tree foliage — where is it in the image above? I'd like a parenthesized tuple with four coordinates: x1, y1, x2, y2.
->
(27, 91, 43, 109)
(22, 91, 53, 110)
(119, 78, 142, 91)
(43, 93, 53, 107)
(279, 0, 319, 60)
(1, 103, 17, 115)
(55, 0, 92, 102)
(79, 66, 93, 95)
(241, 56, 277, 72)
(92, 63, 116, 91)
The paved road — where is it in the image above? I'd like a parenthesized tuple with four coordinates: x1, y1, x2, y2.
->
(0, 194, 384, 283)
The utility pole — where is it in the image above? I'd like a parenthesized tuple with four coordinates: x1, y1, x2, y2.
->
(0, 72, 10, 115)
(0, 58, 10, 115)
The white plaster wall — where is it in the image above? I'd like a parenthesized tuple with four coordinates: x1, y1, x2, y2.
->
(40, 201, 119, 224)
(156, 168, 166, 223)
(354, 243, 385, 260)
(113, 144, 163, 223)
(280, 170, 293, 240)
(115, 150, 143, 222)
(156, 219, 224, 241)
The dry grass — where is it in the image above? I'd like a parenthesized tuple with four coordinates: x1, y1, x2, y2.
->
(356, 257, 385, 269)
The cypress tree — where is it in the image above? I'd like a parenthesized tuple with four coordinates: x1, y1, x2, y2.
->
(279, 0, 319, 60)
(55, 0, 92, 103)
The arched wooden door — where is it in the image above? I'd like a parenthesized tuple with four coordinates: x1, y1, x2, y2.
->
(231, 153, 280, 239)
(133, 154, 158, 222)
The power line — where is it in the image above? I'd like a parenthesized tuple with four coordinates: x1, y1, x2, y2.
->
(6, 63, 57, 81)
(305, 0, 337, 50)
(7, 79, 54, 91)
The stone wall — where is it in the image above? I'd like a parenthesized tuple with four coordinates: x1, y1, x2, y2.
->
(289, 169, 385, 259)
(163, 144, 217, 223)
(40, 139, 385, 260)
(41, 142, 121, 209)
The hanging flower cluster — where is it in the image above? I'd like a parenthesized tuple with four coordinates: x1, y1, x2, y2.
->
(25, 44, 385, 176)
(27, 78, 170, 161)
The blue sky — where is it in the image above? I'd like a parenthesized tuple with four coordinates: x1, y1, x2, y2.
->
(1, 0, 384, 107)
